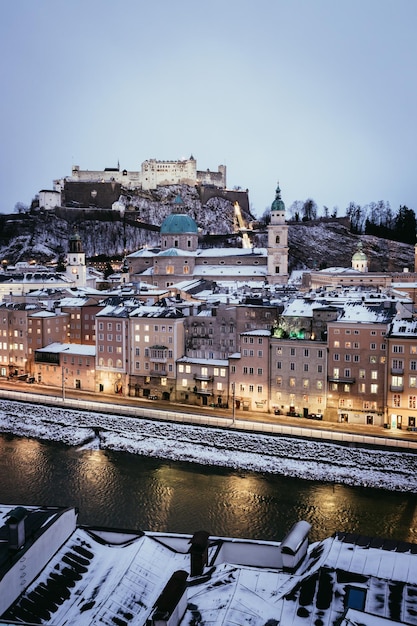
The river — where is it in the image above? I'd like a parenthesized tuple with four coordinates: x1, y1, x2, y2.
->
(0, 433, 416, 544)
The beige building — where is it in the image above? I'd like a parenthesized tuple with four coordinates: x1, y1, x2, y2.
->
(269, 336, 328, 417)
(176, 356, 229, 408)
(385, 319, 417, 431)
(34, 343, 96, 392)
(127, 306, 185, 401)
(230, 330, 270, 413)
(326, 308, 389, 425)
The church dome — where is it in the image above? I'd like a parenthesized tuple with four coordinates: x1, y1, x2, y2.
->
(271, 182, 286, 213)
(160, 213, 198, 235)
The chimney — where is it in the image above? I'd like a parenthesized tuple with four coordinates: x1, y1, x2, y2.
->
(6, 506, 28, 551)
(149, 570, 188, 626)
(189, 530, 209, 577)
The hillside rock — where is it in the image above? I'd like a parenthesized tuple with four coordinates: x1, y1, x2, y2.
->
(0, 189, 414, 274)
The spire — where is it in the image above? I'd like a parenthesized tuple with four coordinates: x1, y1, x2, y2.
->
(271, 181, 285, 213)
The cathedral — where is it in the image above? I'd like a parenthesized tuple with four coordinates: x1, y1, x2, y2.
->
(127, 185, 289, 289)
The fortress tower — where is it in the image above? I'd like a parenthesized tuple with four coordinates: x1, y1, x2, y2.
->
(267, 182, 289, 285)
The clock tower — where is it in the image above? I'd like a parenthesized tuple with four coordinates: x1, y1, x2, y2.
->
(66, 230, 87, 287)
(267, 182, 288, 284)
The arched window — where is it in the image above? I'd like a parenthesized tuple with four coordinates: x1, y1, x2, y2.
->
(108, 358, 113, 368)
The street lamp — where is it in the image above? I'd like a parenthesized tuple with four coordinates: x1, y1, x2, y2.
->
(232, 382, 236, 425)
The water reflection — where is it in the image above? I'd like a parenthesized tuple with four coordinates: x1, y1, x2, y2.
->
(0, 434, 415, 544)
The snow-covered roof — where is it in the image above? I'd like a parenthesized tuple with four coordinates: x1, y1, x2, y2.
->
(157, 247, 195, 257)
(35, 342, 95, 356)
(28, 310, 66, 318)
(194, 265, 267, 277)
(389, 318, 417, 336)
(2, 503, 417, 626)
(196, 247, 267, 258)
(241, 329, 271, 336)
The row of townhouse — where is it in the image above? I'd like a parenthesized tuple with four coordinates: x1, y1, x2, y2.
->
(3, 296, 417, 429)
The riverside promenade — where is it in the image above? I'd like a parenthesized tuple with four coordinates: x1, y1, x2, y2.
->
(0, 381, 416, 453)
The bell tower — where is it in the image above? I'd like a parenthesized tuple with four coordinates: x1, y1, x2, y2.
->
(66, 230, 87, 287)
(267, 182, 288, 284)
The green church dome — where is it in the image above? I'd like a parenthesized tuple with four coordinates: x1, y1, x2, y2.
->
(160, 213, 198, 235)
(271, 182, 286, 213)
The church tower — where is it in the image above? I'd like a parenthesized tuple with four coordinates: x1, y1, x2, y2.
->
(66, 230, 87, 287)
(267, 182, 289, 284)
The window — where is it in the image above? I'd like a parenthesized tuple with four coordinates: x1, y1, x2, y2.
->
(391, 375, 403, 388)
(277, 361, 282, 369)
(345, 354, 351, 362)
(370, 343, 376, 350)
(333, 354, 340, 361)
(318, 349, 323, 358)
(393, 394, 401, 408)
(304, 349, 309, 357)
(393, 345, 404, 353)
(345, 587, 367, 611)
(410, 376, 417, 388)
(257, 368, 263, 375)
(370, 384, 378, 394)
(289, 377, 295, 387)
(333, 368, 340, 379)
(290, 347, 296, 356)
(333, 340, 340, 348)
(290, 362, 295, 370)
(371, 371, 378, 380)
(411, 361, 417, 371)
(304, 363, 309, 372)
(409, 395, 417, 409)
(257, 385, 263, 393)
(345, 342, 351, 349)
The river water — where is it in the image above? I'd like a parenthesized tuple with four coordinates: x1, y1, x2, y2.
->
(0, 433, 416, 544)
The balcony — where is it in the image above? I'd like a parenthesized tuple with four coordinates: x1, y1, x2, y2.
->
(328, 376, 356, 385)
(391, 367, 404, 375)
(390, 385, 404, 392)
(193, 387, 212, 395)
(194, 374, 213, 382)
(150, 369, 167, 377)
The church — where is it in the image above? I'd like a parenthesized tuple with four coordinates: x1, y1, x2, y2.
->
(127, 184, 289, 289)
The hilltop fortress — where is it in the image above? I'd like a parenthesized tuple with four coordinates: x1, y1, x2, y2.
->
(39, 156, 229, 212)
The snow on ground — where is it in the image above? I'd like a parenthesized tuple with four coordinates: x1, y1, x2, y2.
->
(0, 398, 416, 493)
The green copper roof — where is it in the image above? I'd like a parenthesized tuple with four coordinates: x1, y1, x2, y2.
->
(160, 213, 198, 234)
(271, 182, 286, 213)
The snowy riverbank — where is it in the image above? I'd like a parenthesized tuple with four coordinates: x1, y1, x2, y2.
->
(0, 398, 416, 493)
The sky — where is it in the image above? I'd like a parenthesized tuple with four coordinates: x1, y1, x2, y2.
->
(1, 0, 416, 218)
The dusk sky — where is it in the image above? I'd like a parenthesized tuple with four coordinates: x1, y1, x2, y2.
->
(1, 0, 416, 218)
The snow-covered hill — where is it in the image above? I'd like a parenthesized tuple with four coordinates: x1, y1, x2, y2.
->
(0, 187, 414, 273)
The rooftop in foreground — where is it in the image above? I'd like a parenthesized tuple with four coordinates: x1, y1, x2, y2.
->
(0, 504, 416, 625)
